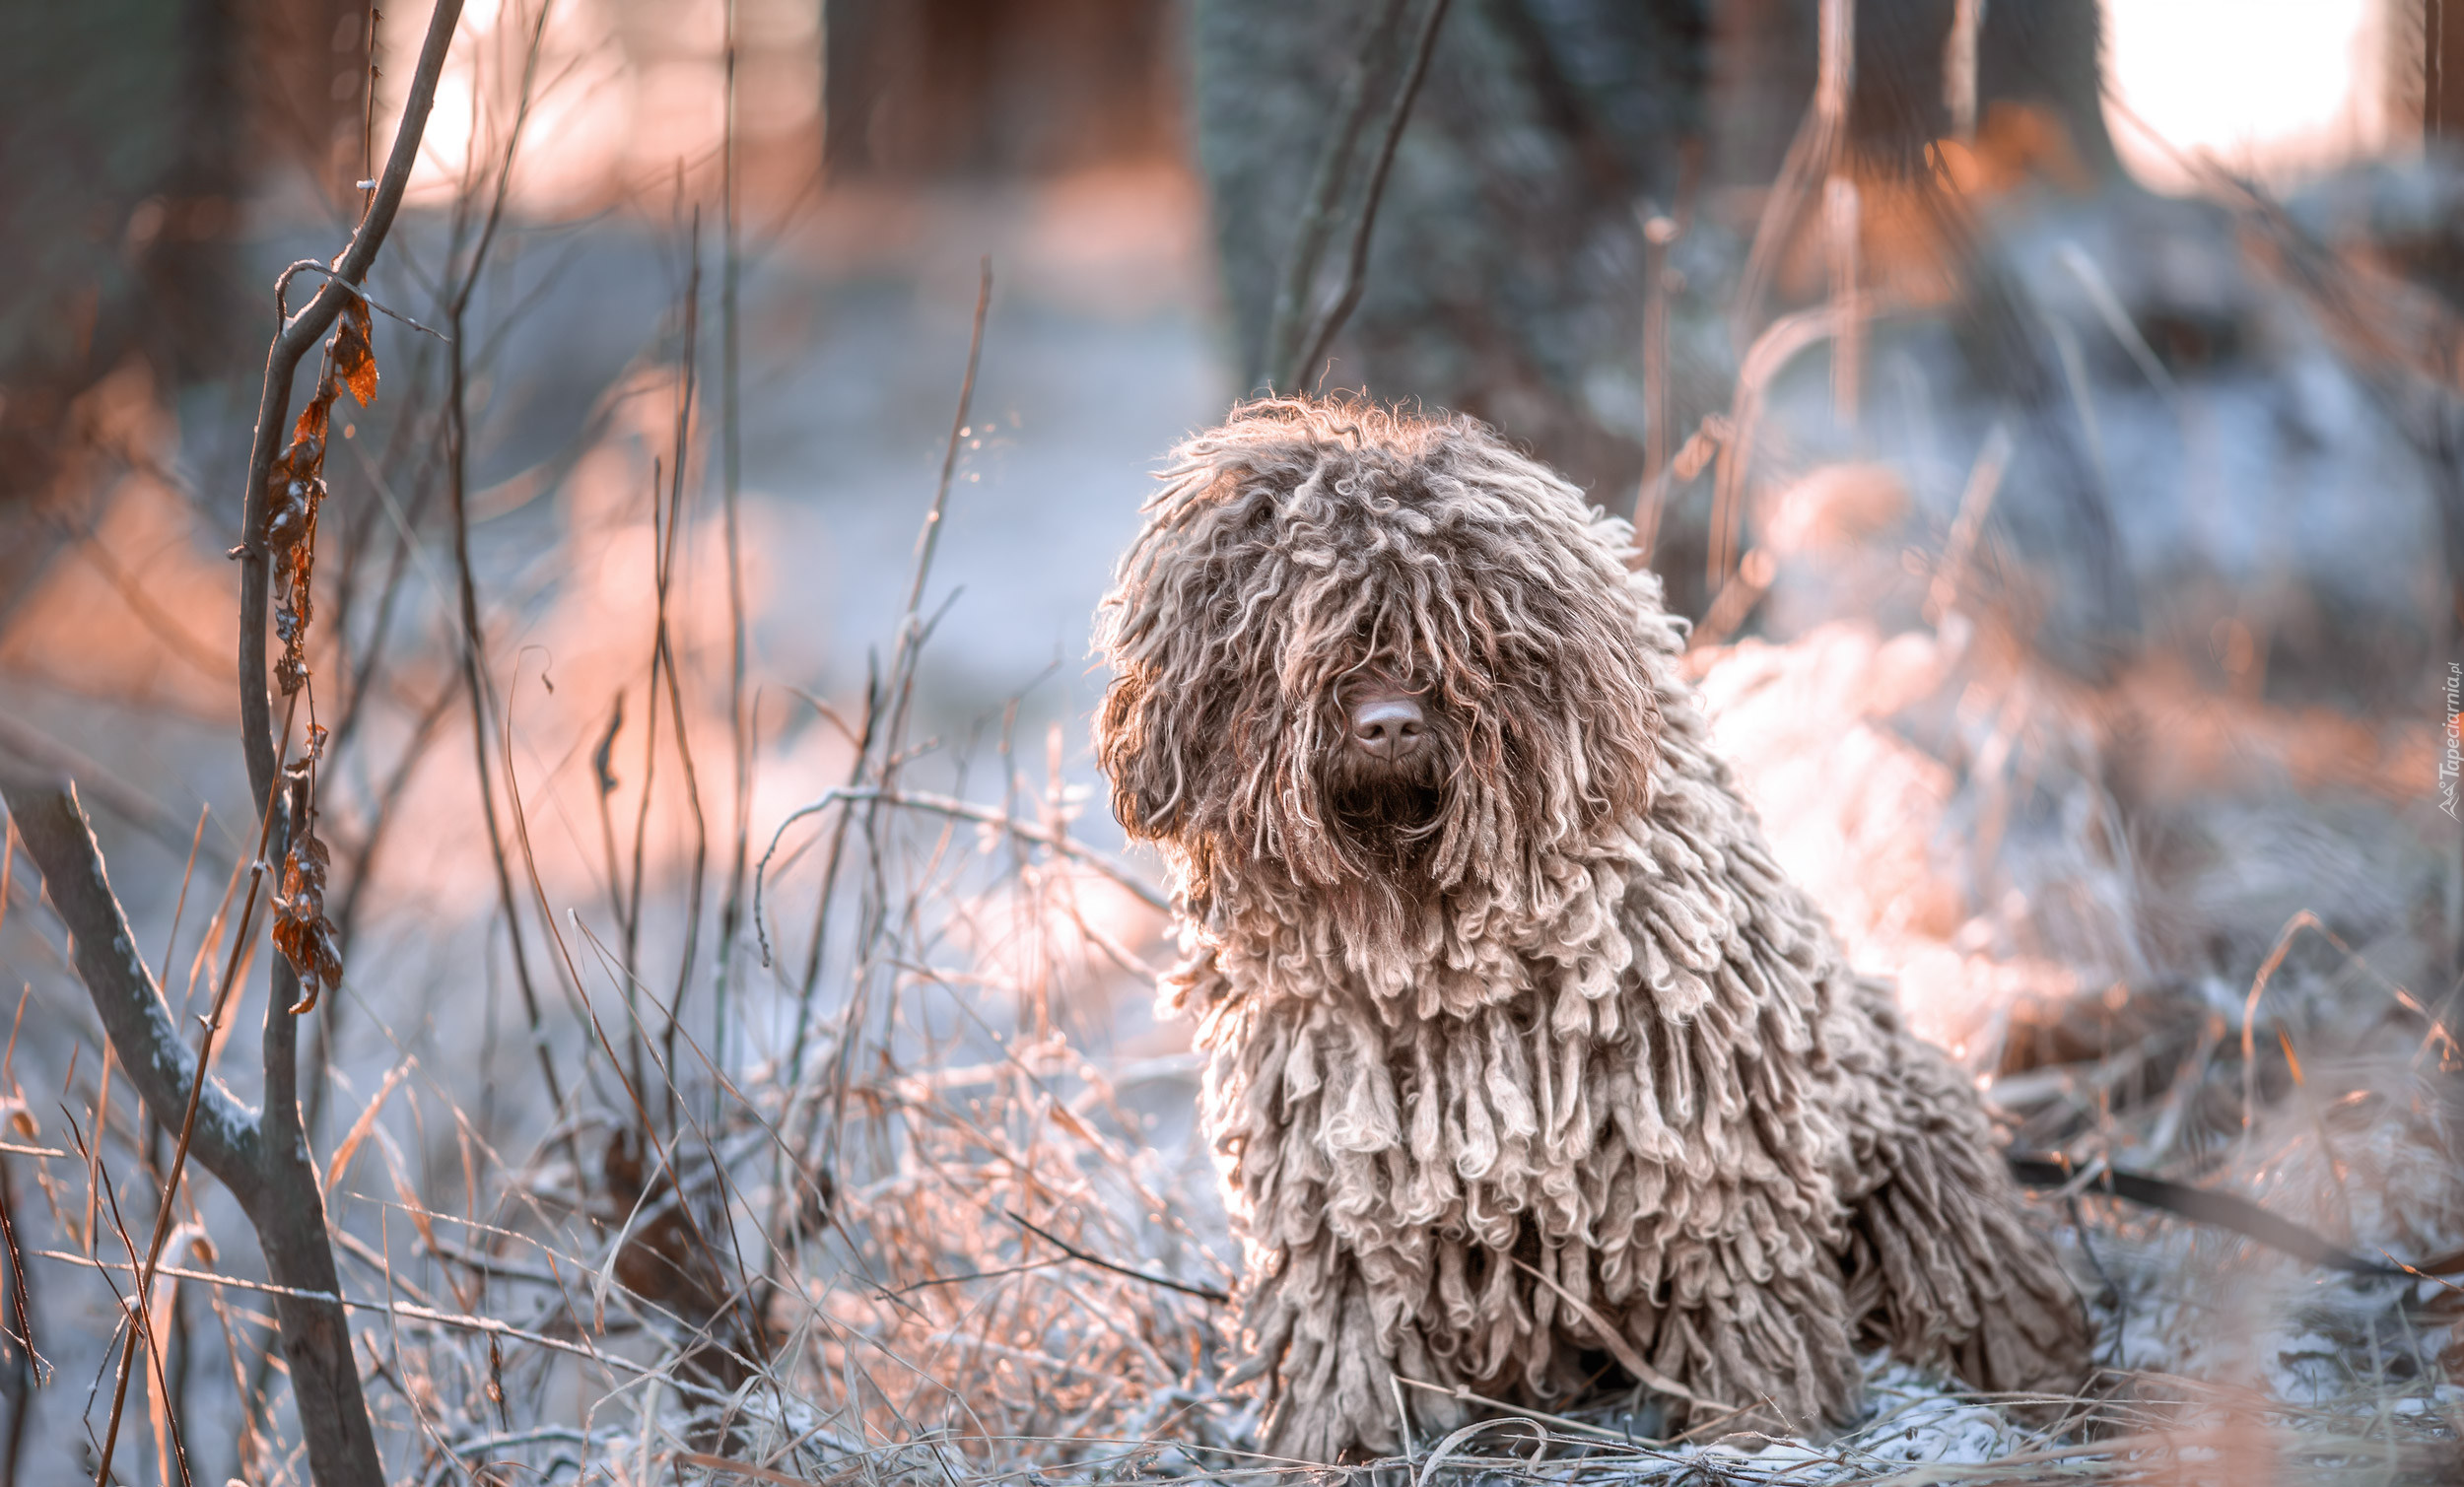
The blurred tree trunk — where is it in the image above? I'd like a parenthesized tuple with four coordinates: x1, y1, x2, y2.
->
(824, 0, 1180, 178)
(0, 0, 364, 621)
(1714, 0, 2117, 184)
(1193, 0, 1709, 534)
(2420, 0, 2464, 312)
(2427, 0, 2464, 143)
(0, 0, 240, 531)
(1189, 0, 2120, 627)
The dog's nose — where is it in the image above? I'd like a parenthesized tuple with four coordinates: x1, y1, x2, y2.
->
(1349, 697, 1425, 759)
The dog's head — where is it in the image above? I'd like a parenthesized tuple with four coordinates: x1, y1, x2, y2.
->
(1094, 398, 1664, 912)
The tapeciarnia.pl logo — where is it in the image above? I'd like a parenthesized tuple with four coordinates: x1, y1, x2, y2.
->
(2442, 661, 2460, 821)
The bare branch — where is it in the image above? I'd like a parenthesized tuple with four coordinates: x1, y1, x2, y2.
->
(1284, 0, 1452, 390)
(0, 713, 234, 878)
(206, 1, 467, 1481)
(753, 784, 1170, 973)
(1261, 0, 1408, 391)
(239, 0, 467, 815)
(0, 778, 263, 1208)
(1004, 1210, 1229, 1304)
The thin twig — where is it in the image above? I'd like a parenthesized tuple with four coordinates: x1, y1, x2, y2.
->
(891, 261, 993, 721)
(440, 0, 567, 1128)
(238, 0, 464, 813)
(1633, 211, 1679, 545)
(1729, 0, 1852, 351)
(1003, 1211, 1228, 1304)
(652, 221, 713, 1131)
(0, 713, 233, 876)
(1285, 0, 1453, 389)
(808, 264, 994, 1176)
(272, 259, 452, 342)
(1261, 0, 1410, 390)
(715, 0, 755, 1113)
(754, 785, 1168, 972)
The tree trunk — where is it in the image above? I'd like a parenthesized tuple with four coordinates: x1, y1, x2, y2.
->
(2428, 0, 2464, 144)
(254, 962, 386, 1487)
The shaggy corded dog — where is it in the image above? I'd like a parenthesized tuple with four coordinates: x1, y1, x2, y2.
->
(1093, 399, 2089, 1462)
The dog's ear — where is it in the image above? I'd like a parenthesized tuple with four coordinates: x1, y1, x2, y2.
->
(1092, 661, 1197, 842)
(1094, 456, 1270, 849)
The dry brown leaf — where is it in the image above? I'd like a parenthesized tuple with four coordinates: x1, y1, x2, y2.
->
(333, 296, 378, 407)
(272, 826, 344, 1012)
(273, 738, 345, 1012)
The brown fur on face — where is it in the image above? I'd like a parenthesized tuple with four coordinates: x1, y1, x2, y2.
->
(1094, 398, 2089, 1462)
(1318, 676, 1449, 850)
(1095, 400, 1661, 918)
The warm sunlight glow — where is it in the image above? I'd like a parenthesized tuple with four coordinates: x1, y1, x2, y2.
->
(2104, 0, 2407, 191)
(384, 0, 816, 211)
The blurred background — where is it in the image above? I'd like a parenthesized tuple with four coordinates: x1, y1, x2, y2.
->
(0, 1, 2460, 1481)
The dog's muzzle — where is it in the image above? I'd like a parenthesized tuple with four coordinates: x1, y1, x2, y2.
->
(1348, 694, 1426, 762)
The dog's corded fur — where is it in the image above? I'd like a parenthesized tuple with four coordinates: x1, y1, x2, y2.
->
(1094, 399, 2089, 1461)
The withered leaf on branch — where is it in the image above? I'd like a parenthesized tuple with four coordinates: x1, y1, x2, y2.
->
(273, 742, 345, 1014)
(267, 385, 341, 694)
(285, 391, 332, 467)
(262, 302, 380, 697)
(263, 392, 331, 542)
(271, 839, 344, 1014)
(274, 516, 319, 696)
(333, 296, 378, 408)
(262, 471, 315, 556)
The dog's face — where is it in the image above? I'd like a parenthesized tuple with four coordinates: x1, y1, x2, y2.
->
(1094, 400, 1664, 910)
